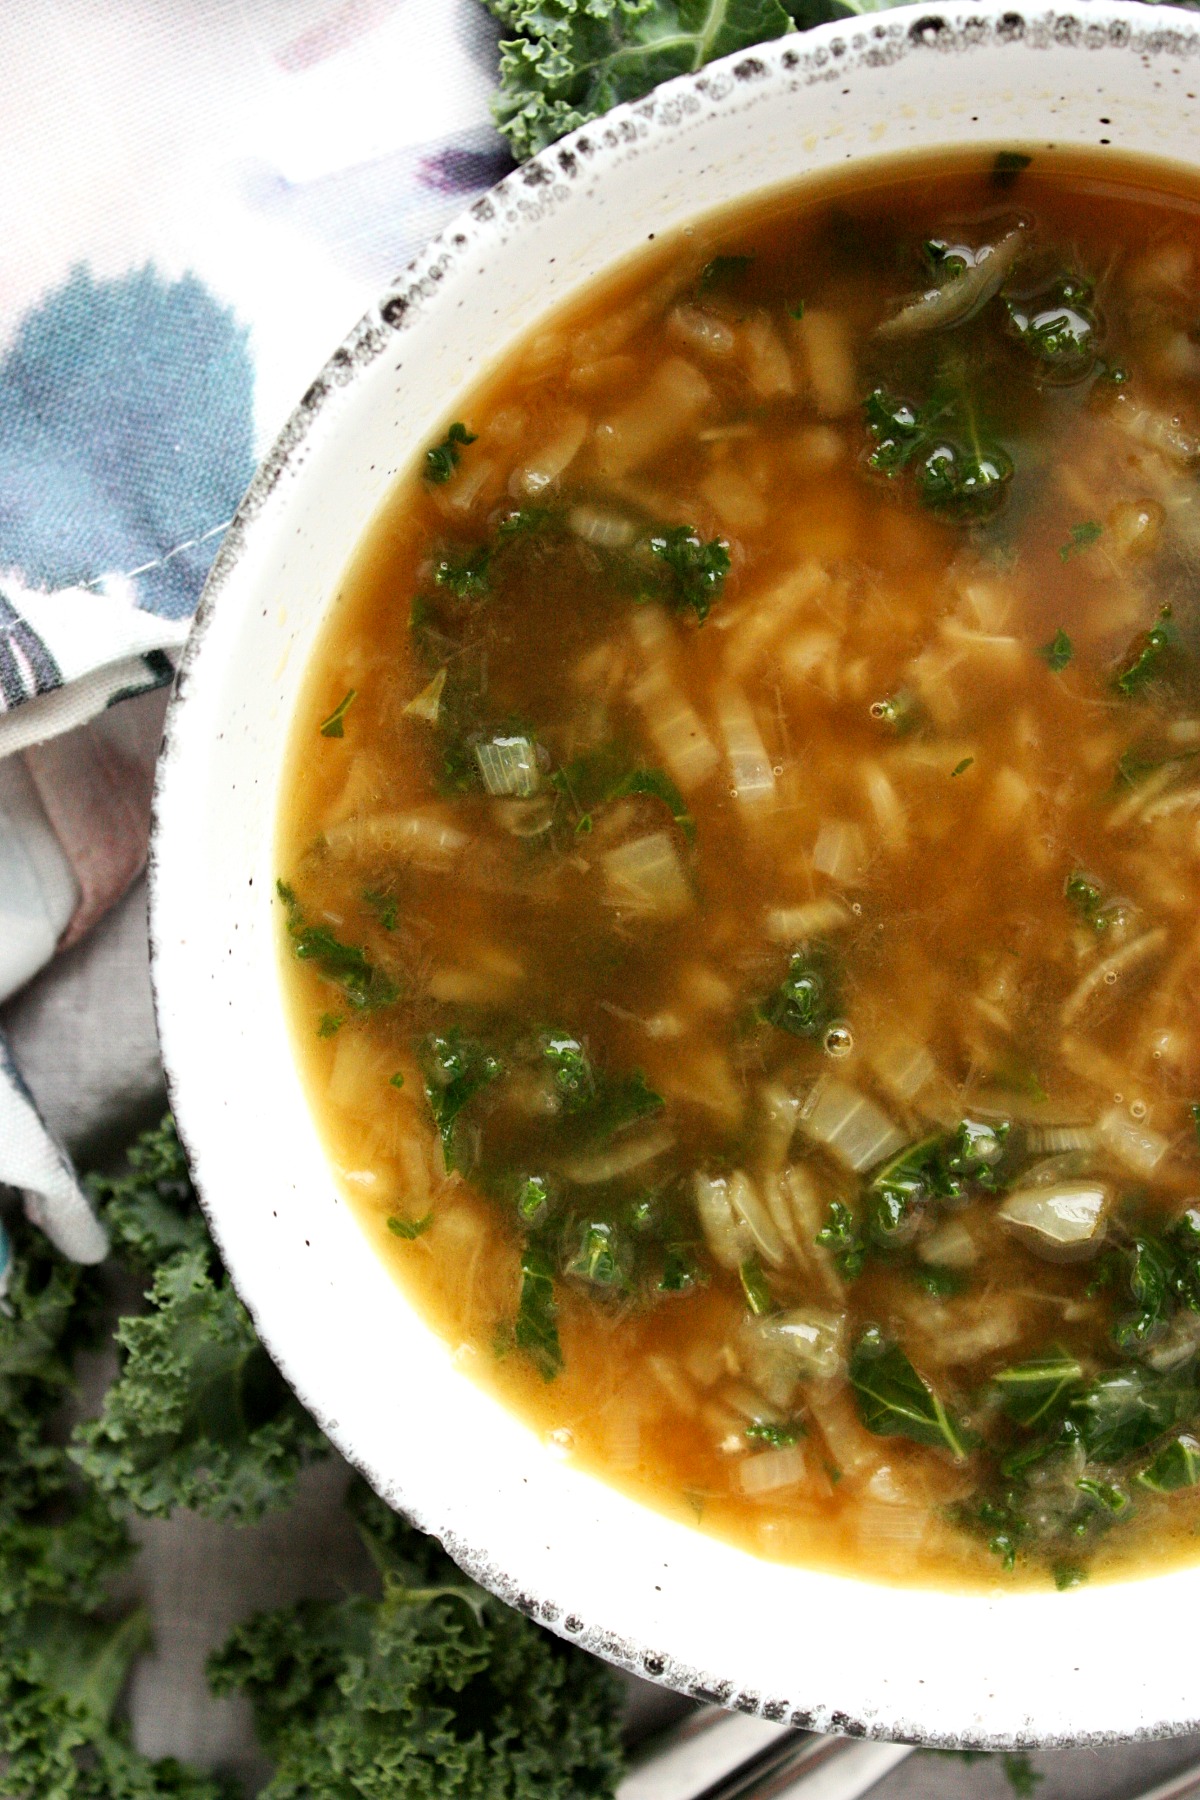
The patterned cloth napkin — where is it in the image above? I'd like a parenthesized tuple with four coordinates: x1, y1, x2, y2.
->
(0, 0, 508, 1276)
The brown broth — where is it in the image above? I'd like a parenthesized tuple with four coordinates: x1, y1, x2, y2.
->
(277, 147, 1200, 1590)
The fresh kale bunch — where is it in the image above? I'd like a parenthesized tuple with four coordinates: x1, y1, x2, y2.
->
(481, 0, 1200, 166)
(0, 1116, 626, 1797)
(209, 1484, 624, 1800)
(0, 1601, 233, 1800)
(483, 0, 897, 162)
(0, 1208, 232, 1799)
(72, 1118, 328, 1523)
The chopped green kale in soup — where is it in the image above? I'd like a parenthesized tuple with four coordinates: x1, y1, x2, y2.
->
(278, 149, 1200, 1590)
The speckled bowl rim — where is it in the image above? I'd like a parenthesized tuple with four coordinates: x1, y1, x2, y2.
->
(151, 1, 1200, 1749)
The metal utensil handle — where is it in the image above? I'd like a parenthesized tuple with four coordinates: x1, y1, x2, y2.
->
(727, 1739, 1200, 1800)
(1127, 1762, 1200, 1800)
(618, 1706, 791, 1800)
(702, 1733, 912, 1800)
(618, 1707, 913, 1800)
(622, 1701, 1200, 1800)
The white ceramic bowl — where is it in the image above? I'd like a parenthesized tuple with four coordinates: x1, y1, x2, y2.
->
(152, 1, 1200, 1747)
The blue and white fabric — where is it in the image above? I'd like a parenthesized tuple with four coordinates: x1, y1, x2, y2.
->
(0, 0, 507, 1268)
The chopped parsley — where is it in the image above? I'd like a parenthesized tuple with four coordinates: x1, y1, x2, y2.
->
(864, 384, 1013, 520)
(761, 947, 837, 1040)
(739, 1256, 775, 1317)
(992, 149, 1032, 186)
(1039, 627, 1073, 671)
(658, 1245, 703, 1293)
(435, 544, 491, 599)
(870, 688, 921, 733)
(951, 756, 974, 777)
(417, 1029, 503, 1173)
(910, 1264, 968, 1298)
(1114, 605, 1175, 697)
(745, 1420, 803, 1448)
(1065, 870, 1109, 931)
(424, 421, 476, 483)
(816, 1200, 867, 1280)
(514, 1246, 562, 1380)
(515, 1175, 553, 1225)
(541, 1031, 597, 1112)
(609, 767, 695, 841)
(1059, 520, 1102, 561)
(278, 882, 398, 1011)
(318, 689, 357, 737)
(1007, 274, 1097, 376)
(387, 1213, 432, 1240)
(551, 747, 694, 840)
(568, 1221, 627, 1289)
(698, 252, 753, 292)
(648, 526, 731, 623)
(362, 888, 399, 930)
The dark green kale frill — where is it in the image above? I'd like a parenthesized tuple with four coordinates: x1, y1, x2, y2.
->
(208, 1484, 625, 1800)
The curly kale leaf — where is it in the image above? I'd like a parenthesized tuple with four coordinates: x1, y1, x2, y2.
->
(0, 1224, 132, 1636)
(0, 1208, 105, 1416)
(75, 1114, 327, 1522)
(0, 1210, 229, 1799)
(0, 1605, 233, 1800)
(208, 1485, 625, 1799)
(0, 1482, 133, 1633)
(84, 1114, 209, 1271)
(485, 0, 795, 161)
(484, 0, 916, 161)
(72, 1244, 327, 1524)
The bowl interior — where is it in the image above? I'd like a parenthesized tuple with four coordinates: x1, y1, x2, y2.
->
(152, 2, 1200, 1746)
